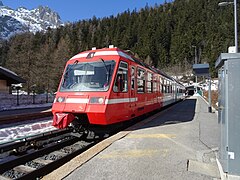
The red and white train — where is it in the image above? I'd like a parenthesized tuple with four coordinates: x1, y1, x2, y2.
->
(52, 46, 185, 130)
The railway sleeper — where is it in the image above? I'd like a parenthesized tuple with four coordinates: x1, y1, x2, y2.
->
(0, 175, 10, 180)
(13, 165, 36, 174)
(32, 158, 53, 165)
(50, 150, 68, 158)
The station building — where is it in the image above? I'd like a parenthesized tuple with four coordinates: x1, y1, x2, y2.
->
(0, 66, 26, 94)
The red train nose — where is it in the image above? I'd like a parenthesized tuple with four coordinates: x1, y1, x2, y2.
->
(52, 113, 75, 129)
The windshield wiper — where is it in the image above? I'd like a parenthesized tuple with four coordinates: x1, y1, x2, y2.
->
(64, 60, 79, 78)
(62, 60, 79, 88)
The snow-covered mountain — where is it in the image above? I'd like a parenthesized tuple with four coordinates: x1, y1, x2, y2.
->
(0, 1, 63, 40)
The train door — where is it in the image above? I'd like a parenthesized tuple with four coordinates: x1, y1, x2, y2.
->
(112, 61, 130, 121)
(130, 66, 136, 117)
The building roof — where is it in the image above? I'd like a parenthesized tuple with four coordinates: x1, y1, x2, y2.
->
(215, 53, 240, 68)
(0, 66, 26, 84)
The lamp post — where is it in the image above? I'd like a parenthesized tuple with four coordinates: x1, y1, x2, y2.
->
(192, 45, 197, 65)
(192, 45, 198, 93)
(31, 84, 37, 104)
(219, 0, 238, 53)
(16, 86, 21, 106)
(13, 84, 22, 106)
(208, 77, 212, 113)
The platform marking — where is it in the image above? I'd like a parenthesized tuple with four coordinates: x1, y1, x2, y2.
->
(126, 134, 176, 139)
(127, 134, 196, 154)
(98, 149, 168, 159)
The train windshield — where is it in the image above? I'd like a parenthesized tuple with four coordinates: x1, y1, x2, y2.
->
(60, 60, 116, 92)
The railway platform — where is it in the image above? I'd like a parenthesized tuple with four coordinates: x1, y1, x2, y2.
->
(0, 104, 52, 123)
(44, 95, 221, 180)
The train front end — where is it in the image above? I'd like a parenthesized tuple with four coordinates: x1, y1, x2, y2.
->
(52, 50, 117, 129)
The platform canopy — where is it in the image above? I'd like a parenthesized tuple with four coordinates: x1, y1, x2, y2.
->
(192, 63, 209, 77)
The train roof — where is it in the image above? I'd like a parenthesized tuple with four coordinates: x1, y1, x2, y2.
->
(70, 46, 176, 82)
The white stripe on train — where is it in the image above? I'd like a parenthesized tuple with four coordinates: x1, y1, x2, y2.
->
(70, 51, 134, 61)
(63, 96, 176, 105)
(64, 97, 138, 104)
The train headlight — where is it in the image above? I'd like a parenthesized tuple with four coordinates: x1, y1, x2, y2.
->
(89, 97, 105, 104)
(56, 97, 65, 103)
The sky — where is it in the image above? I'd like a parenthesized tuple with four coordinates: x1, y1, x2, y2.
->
(2, 0, 167, 22)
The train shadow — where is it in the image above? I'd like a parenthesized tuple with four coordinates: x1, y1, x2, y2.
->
(70, 99, 197, 138)
(129, 99, 197, 131)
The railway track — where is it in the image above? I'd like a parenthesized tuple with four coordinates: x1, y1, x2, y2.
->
(0, 128, 98, 179)
(0, 101, 181, 179)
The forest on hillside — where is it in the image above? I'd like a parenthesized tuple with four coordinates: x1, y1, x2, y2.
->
(0, 0, 236, 93)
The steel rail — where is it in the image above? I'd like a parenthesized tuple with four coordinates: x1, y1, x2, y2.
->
(18, 142, 96, 180)
(0, 134, 78, 174)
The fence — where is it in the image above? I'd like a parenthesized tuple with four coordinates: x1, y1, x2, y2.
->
(0, 93, 55, 110)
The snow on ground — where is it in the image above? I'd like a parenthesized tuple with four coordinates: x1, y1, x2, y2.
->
(185, 79, 218, 92)
(201, 79, 218, 91)
(0, 119, 56, 144)
(0, 94, 55, 144)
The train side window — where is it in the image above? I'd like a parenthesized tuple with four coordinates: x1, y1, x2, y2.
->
(168, 85, 170, 93)
(113, 61, 128, 92)
(137, 68, 145, 93)
(170, 82, 172, 93)
(159, 76, 161, 93)
(131, 67, 135, 90)
(163, 78, 166, 93)
(160, 76, 164, 93)
(153, 74, 157, 92)
(166, 81, 169, 93)
(173, 84, 175, 94)
(163, 79, 167, 93)
(147, 72, 153, 93)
